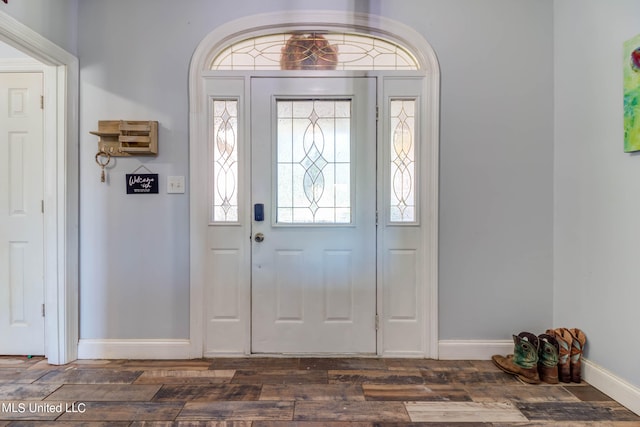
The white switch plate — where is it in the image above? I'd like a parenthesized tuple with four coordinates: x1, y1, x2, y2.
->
(167, 176, 185, 194)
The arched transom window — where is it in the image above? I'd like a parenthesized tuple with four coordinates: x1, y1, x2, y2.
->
(210, 32, 420, 71)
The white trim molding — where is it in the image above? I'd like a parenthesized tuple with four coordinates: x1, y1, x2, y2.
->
(583, 359, 640, 416)
(0, 11, 79, 365)
(78, 339, 192, 360)
(438, 340, 513, 360)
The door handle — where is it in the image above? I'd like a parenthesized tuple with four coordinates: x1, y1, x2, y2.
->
(254, 233, 265, 243)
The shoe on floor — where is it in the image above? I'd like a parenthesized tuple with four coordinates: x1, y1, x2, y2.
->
(549, 327, 573, 383)
(569, 328, 587, 383)
(492, 332, 541, 384)
(538, 333, 559, 384)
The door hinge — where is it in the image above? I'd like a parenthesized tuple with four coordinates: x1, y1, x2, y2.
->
(375, 314, 380, 330)
(40, 95, 44, 109)
(375, 211, 379, 225)
(41, 200, 44, 213)
(41, 303, 45, 317)
(376, 105, 379, 121)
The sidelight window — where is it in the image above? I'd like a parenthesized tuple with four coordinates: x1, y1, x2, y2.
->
(211, 99, 239, 222)
(390, 99, 416, 223)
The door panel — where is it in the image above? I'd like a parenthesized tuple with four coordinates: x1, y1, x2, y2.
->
(251, 77, 376, 353)
(0, 72, 44, 355)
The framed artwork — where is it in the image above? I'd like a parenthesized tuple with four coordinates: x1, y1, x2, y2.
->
(624, 33, 640, 152)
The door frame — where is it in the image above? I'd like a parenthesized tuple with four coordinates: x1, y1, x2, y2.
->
(0, 12, 79, 364)
(189, 11, 440, 358)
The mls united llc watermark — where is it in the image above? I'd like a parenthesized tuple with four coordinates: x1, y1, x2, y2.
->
(2, 402, 87, 414)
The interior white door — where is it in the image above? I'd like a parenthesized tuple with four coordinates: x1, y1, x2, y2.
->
(0, 72, 45, 355)
(251, 77, 377, 353)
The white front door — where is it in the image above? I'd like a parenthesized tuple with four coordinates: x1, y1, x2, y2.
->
(0, 72, 45, 355)
(251, 77, 377, 353)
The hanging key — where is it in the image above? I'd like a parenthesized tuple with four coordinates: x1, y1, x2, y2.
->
(95, 150, 111, 183)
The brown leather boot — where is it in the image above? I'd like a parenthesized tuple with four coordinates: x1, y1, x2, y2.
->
(549, 328, 572, 383)
(537, 333, 559, 384)
(492, 332, 541, 384)
(569, 328, 587, 383)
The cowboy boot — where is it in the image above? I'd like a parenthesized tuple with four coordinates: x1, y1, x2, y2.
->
(569, 328, 587, 383)
(537, 333, 559, 384)
(549, 328, 572, 383)
(492, 332, 541, 384)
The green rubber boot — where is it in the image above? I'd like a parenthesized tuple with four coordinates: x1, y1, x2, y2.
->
(492, 332, 541, 384)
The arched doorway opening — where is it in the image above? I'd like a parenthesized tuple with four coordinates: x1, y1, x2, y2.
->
(189, 11, 439, 358)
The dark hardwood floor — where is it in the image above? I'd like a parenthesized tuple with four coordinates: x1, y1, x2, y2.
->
(0, 356, 638, 426)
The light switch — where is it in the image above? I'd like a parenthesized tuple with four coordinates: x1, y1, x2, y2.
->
(167, 176, 185, 194)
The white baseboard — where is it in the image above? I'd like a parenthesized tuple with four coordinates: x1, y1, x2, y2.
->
(77, 339, 192, 360)
(438, 340, 512, 360)
(583, 359, 640, 416)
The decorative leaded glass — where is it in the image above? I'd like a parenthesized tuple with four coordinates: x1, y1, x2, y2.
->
(390, 99, 416, 222)
(211, 32, 419, 71)
(212, 100, 239, 222)
(277, 99, 351, 224)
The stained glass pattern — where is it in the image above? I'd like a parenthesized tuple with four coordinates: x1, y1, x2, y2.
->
(211, 32, 419, 71)
(212, 100, 239, 222)
(390, 99, 416, 222)
(277, 100, 351, 224)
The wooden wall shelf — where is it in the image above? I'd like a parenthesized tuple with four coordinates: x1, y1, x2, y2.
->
(90, 120, 158, 156)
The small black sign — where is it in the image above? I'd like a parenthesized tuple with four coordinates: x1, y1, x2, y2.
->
(126, 173, 159, 194)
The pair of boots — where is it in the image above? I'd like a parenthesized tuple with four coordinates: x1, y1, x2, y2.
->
(491, 328, 586, 384)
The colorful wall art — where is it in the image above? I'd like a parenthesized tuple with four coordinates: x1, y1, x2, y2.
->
(624, 33, 640, 152)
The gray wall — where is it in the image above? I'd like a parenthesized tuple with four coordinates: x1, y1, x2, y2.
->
(554, 0, 640, 388)
(76, 0, 555, 341)
(1, 0, 78, 55)
(425, 1, 554, 339)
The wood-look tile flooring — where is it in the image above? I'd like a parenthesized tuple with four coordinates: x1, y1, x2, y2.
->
(0, 356, 638, 426)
